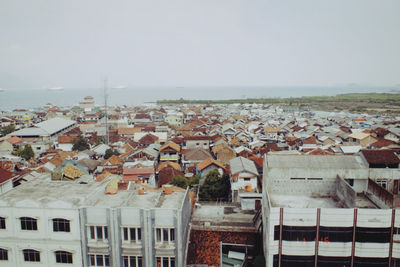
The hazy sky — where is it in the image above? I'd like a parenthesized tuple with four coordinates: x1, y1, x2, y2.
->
(0, 0, 399, 88)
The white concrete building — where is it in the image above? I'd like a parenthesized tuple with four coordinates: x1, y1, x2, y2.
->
(262, 154, 400, 267)
(0, 174, 191, 267)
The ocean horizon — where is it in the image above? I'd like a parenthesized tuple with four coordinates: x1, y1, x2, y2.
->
(0, 86, 398, 111)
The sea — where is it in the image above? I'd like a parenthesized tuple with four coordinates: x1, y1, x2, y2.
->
(0, 86, 398, 111)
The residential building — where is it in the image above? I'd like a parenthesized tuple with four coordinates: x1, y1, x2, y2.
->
(0, 174, 191, 267)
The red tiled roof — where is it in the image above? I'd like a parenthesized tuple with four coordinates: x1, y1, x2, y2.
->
(7, 136, 23, 145)
(138, 133, 158, 145)
(361, 149, 400, 165)
(123, 167, 154, 175)
(187, 230, 257, 266)
(183, 136, 211, 141)
(158, 166, 184, 187)
(0, 167, 14, 184)
(303, 136, 318, 145)
(371, 139, 395, 148)
(57, 135, 78, 144)
(307, 148, 334, 155)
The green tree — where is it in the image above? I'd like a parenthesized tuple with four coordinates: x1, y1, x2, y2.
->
(15, 144, 34, 160)
(72, 135, 90, 151)
(188, 174, 200, 187)
(0, 125, 15, 136)
(95, 137, 105, 146)
(169, 175, 188, 189)
(199, 169, 231, 201)
(104, 148, 120, 159)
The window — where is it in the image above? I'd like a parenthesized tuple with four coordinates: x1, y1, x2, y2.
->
(55, 251, 73, 264)
(0, 248, 8, 261)
(20, 217, 37, 230)
(122, 227, 141, 242)
(0, 217, 5, 229)
(89, 254, 110, 266)
(123, 256, 142, 267)
(274, 225, 316, 241)
(244, 178, 251, 181)
(376, 179, 388, 189)
(355, 227, 391, 243)
(53, 218, 70, 232)
(156, 257, 175, 267)
(89, 226, 108, 241)
(155, 228, 175, 243)
(23, 249, 40, 262)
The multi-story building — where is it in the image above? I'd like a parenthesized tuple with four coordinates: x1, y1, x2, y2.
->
(0, 174, 191, 267)
(262, 154, 400, 267)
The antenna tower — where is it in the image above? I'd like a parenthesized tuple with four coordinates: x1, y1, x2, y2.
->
(104, 78, 109, 145)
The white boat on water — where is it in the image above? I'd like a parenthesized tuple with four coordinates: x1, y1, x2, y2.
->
(112, 85, 127, 89)
(47, 86, 64, 91)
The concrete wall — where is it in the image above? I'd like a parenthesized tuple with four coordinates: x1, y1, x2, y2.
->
(0, 179, 13, 195)
(336, 176, 356, 208)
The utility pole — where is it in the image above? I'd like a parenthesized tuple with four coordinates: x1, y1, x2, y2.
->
(104, 78, 109, 145)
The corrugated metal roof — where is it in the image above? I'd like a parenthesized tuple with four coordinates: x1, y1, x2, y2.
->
(11, 118, 75, 137)
(229, 156, 258, 176)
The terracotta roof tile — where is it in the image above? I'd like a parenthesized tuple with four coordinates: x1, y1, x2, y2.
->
(197, 157, 225, 171)
(160, 141, 181, 152)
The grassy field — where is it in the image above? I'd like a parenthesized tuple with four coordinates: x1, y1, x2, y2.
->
(157, 93, 400, 114)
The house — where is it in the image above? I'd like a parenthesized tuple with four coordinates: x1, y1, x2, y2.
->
(117, 127, 141, 138)
(182, 148, 212, 173)
(212, 144, 236, 165)
(197, 157, 225, 178)
(122, 167, 156, 187)
(348, 131, 377, 147)
(55, 135, 78, 151)
(99, 155, 124, 174)
(158, 162, 183, 187)
(138, 133, 159, 147)
(133, 113, 152, 124)
(183, 136, 211, 149)
(125, 145, 159, 162)
(164, 115, 183, 127)
(229, 156, 259, 200)
(0, 140, 13, 152)
(159, 142, 181, 162)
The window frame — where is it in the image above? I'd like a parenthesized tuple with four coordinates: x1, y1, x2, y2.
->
(55, 250, 73, 264)
(23, 249, 41, 262)
(156, 256, 175, 267)
(376, 179, 388, 189)
(20, 217, 38, 231)
(122, 227, 142, 243)
(122, 255, 143, 267)
(53, 218, 71, 233)
(0, 248, 8, 261)
(0, 217, 5, 229)
(89, 253, 110, 267)
(155, 227, 176, 243)
(88, 225, 108, 242)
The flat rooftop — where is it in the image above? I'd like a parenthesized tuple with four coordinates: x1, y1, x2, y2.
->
(0, 174, 103, 208)
(269, 194, 377, 209)
(0, 174, 187, 210)
(192, 203, 257, 230)
(267, 155, 367, 169)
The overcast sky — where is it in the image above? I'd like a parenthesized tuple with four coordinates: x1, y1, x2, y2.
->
(0, 0, 399, 89)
